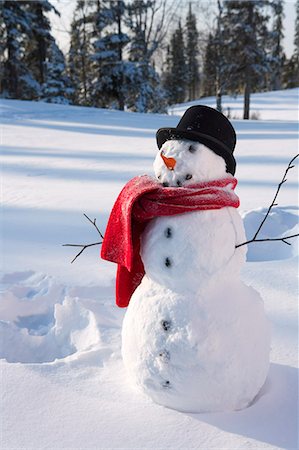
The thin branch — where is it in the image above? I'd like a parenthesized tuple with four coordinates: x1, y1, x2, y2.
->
(83, 213, 104, 239)
(63, 213, 104, 263)
(236, 154, 298, 249)
(252, 154, 298, 240)
(63, 241, 102, 263)
(236, 233, 299, 249)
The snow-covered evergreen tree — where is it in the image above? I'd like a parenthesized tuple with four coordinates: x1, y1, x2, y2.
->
(0, 0, 38, 99)
(292, 0, 299, 83)
(185, 3, 200, 101)
(0, 2, 6, 93)
(42, 41, 73, 104)
(68, 0, 95, 105)
(68, 17, 82, 104)
(202, 33, 217, 98)
(125, 0, 166, 113)
(23, 0, 71, 104)
(294, 0, 299, 58)
(91, 0, 130, 110)
(281, 0, 299, 88)
(162, 22, 187, 105)
(1, 0, 70, 102)
(202, 1, 228, 112)
(214, 0, 227, 112)
(268, 0, 285, 90)
(222, 1, 271, 119)
(23, 0, 57, 86)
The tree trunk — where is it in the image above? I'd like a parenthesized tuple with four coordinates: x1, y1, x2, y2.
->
(216, 72, 222, 113)
(243, 80, 250, 120)
(215, 0, 223, 114)
(117, 4, 124, 111)
(81, 5, 88, 104)
(243, 2, 253, 120)
(216, 89, 222, 113)
(7, 31, 19, 98)
(35, 4, 47, 85)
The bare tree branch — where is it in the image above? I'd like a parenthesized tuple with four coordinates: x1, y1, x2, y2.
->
(63, 241, 102, 264)
(236, 154, 299, 249)
(235, 233, 298, 249)
(83, 213, 104, 239)
(63, 213, 104, 263)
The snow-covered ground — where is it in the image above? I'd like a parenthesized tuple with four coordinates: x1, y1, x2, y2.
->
(169, 87, 299, 122)
(1, 89, 298, 449)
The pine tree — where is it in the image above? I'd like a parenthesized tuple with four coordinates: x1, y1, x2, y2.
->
(292, 0, 299, 83)
(282, 0, 299, 88)
(125, 0, 166, 113)
(1, 0, 69, 102)
(23, 1, 57, 86)
(68, 17, 82, 104)
(162, 22, 187, 105)
(294, 0, 299, 58)
(23, 0, 71, 103)
(68, 0, 95, 105)
(91, 0, 130, 110)
(222, 1, 271, 119)
(202, 1, 229, 112)
(42, 41, 73, 104)
(0, 0, 38, 98)
(202, 33, 217, 98)
(185, 3, 200, 101)
(282, 0, 299, 89)
(0, 2, 6, 93)
(268, 0, 285, 90)
(282, 57, 298, 87)
(214, 0, 227, 112)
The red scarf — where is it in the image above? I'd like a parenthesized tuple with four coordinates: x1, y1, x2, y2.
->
(101, 175, 239, 307)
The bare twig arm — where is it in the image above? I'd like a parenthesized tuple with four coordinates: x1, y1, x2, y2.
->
(252, 154, 299, 240)
(83, 213, 104, 239)
(63, 213, 104, 263)
(63, 241, 102, 263)
(235, 154, 299, 249)
(235, 233, 298, 249)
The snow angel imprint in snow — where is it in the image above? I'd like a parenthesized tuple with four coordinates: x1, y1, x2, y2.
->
(101, 105, 271, 413)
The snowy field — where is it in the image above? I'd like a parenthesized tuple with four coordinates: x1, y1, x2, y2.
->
(169, 88, 299, 122)
(1, 88, 298, 449)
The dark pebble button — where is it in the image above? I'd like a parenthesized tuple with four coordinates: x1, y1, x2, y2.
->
(159, 350, 170, 361)
(161, 320, 171, 331)
(162, 380, 171, 388)
(165, 257, 171, 267)
(164, 227, 172, 238)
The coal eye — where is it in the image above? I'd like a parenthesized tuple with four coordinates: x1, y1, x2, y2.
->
(188, 145, 196, 153)
(185, 174, 192, 180)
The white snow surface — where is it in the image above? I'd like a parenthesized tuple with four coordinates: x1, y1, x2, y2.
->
(168, 87, 299, 122)
(1, 89, 298, 449)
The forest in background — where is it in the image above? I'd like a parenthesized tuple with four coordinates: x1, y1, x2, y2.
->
(1, 0, 299, 119)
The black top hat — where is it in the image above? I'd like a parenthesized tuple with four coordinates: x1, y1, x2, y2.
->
(156, 105, 237, 175)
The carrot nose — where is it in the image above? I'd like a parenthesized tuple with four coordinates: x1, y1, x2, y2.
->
(161, 153, 176, 171)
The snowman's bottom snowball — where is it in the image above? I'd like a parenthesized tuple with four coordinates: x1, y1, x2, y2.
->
(121, 277, 271, 413)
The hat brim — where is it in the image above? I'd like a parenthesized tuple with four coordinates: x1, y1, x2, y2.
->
(156, 128, 236, 176)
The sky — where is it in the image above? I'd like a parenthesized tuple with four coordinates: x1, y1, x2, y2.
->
(49, 0, 297, 59)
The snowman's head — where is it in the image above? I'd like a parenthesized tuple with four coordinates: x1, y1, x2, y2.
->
(153, 139, 228, 187)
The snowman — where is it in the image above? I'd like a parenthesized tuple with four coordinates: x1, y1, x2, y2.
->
(101, 105, 271, 413)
